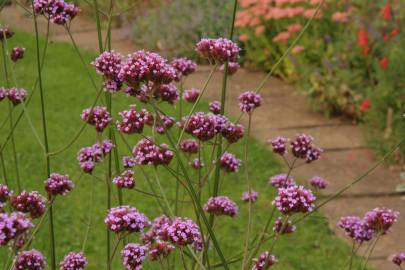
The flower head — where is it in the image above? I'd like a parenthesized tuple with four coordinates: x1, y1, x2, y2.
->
(13, 249, 46, 270)
(0, 184, 11, 203)
(105, 206, 150, 233)
(219, 152, 241, 172)
(241, 190, 258, 203)
(204, 196, 238, 217)
(121, 243, 147, 270)
(290, 134, 322, 162)
(196, 38, 240, 63)
(123, 156, 136, 169)
(0, 87, 7, 101)
(7, 88, 27, 106)
(11, 191, 46, 219)
(269, 137, 288, 155)
(11, 47, 25, 63)
(273, 217, 296, 234)
(81, 106, 111, 132)
(222, 122, 244, 144)
(77, 140, 114, 173)
(0, 212, 33, 246)
(363, 207, 399, 234)
(60, 252, 87, 270)
(190, 158, 204, 170)
(209, 101, 221, 114)
(338, 216, 373, 243)
(220, 62, 240, 75)
(116, 105, 149, 134)
(180, 139, 199, 154)
(148, 240, 175, 261)
(238, 91, 262, 113)
(113, 170, 135, 189)
(309, 176, 328, 190)
(273, 185, 316, 215)
(33, 0, 79, 25)
(252, 251, 277, 270)
(167, 217, 202, 250)
(180, 112, 219, 141)
(183, 88, 200, 103)
(44, 173, 74, 196)
(0, 26, 14, 40)
(171, 57, 197, 81)
(132, 138, 173, 166)
(391, 252, 405, 266)
(269, 174, 295, 189)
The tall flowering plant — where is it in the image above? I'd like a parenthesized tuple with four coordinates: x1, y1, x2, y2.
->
(0, 1, 403, 270)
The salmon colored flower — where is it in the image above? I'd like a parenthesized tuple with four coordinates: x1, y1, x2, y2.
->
(272, 32, 291, 43)
(287, 23, 302, 34)
(255, 25, 265, 35)
(292, 45, 305, 54)
(239, 34, 249, 42)
(332, 12, 349, 23)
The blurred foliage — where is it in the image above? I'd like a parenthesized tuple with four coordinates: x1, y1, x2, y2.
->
(130, 0, 235, 59)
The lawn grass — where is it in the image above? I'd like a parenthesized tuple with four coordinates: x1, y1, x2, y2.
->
(0, 29, 362, 269)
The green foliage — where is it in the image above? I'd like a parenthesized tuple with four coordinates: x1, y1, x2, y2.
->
(131, 0, 234, 59)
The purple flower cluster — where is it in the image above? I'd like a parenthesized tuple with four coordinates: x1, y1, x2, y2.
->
(118, 50, 176, 87)
(92, 51, 123, 92)
(81, 106, 111, 133)
(33, 0, 79, 25)
(154, 83, 179, 104)
(273, 185, 316, 215)
(180, 139, 199, 154)
(105, 206, 150, 233)
(241, 190, 258, 203)
(364, 207, 399, 234)
(220, 62, 240, 76)
(221, 122, 244, 144)
(77, 140, 114, 173)
(196, 38, 240, 63)
(338, 216, 374, 243)
(123, 156, 136, 168)
(0, 212, 33, 246)
(148, 240, 175, 261)
(290, 134, 323, 163)
(171, 57, 197, 81)
(273, 217, 296, 234)
(269, 174, 295, 188)
(269, 137, 288, 155)
(0, 87, 6, 101)
(0, 26, 14, 40)
(219, 152, 241, 172)
(251, 251, 277, 270)
(11, 47, 25, 63)
(391, 252, 405, 266)
(11, 191, 46, 219)
(309, 176, 328, 190)
(238, 91, 262, 113)
(113, 170, 135, 189)
(141, 215, 171, 244)
(44, 173, 74, 196)
(13, 250, 46, 270)
(116, 105, 149, 134)
(166, 217, 202, 251)
(209, 101, 221, 114)
(154, 115, 175, 134)
(183, 88, 200, 103)
(3, 88, 28, 106)
(203, 196, 238, 217)
(121, 243, 147, 270)
(0, 184, 11, 204)
(60, 252, 87, 270)
(190, 158, 204, 170)
(181, 112, 219, 141)
(132, 138, 173, 166)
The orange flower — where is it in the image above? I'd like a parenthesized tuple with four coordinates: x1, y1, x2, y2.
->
(287, 23, 302, 33)
(272, 32, 291, 43)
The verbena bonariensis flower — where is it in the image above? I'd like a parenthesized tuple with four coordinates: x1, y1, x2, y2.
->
(113, 170, 135, 189)
(11, 191, 46, 219)
(213, 114, 229, 133)
(77, 140, 114, 173)
(273, 185, 316, 215)
(273, 217, 296, 234)
(0, 184, 11, 203)
(203, 196, 238, 217)
(132, 138, 173, 166)
(33, 0, 79, 25)
(81, 106, 111, 133)
(290, 134, 322, 163)
(118, 50, 176, 87)
(92, 51, 123, 92)
(116, 105, 149, 134)
(180, 112, 219, 141)
(148, 239, 175, 261)
(167, 217, 202, 251)
(310, 176, 328, 190)
(269, 174, 295, 188)
(391, 252, 405, 266)
(0, 26, 14, 40)
(241, 190, 258, 203)
(171, 57, 197, 81)
(190, 158, 204, 170)
(196, 38, 240, 63)
(60, 252, 87, 270)
(0, 212, 33, 246)
(141, 215, 172, 244)
(251, 251, 277, 270)
(154, 115, 175, 134)
(123, 156, 136, 169)
(179, 139, 199, 154)
(269, 136, 288, 155)
(209, 101, 221, 115)
(13, 249, 46, 270)
(220, 62, 240, 76)
(238, 91, 262, 113)
(222, 122, 244, 144)
(338, 216, 373, 243)
(44, 173, 74, 196)
(154, 83, 179, 104)
(219, 152, 241, 172)
(105, 206, 150, 233)
(363, 207, 399, 235)
(7, 88, 27, 106)
(183, 88, 200, 103)
(11, 47, 25, 63)
(121, 243, 147, 270)
(0, 87, 7, 101)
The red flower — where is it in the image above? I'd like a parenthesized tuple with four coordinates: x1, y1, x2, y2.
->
(379, 56, 389, 70)
(381, 3, 392, 21)
(384, 33, 391, 42)
(391, 28, 399, 38)
(357, 29, 370, 56)
(360, 100, 371, 112)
